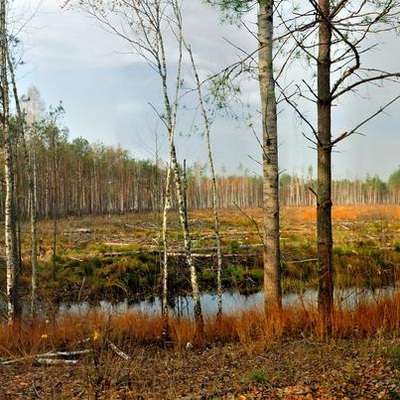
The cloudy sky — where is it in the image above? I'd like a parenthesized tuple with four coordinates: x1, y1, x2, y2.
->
(10, 0, 400, 180)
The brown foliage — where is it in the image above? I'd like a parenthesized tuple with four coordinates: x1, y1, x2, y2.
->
(1, 292, 400, 358)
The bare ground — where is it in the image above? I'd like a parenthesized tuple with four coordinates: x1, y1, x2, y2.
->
(1, 338, 400, 399)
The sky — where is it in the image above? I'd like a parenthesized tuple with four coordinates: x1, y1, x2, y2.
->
(10, 0, 400, 181)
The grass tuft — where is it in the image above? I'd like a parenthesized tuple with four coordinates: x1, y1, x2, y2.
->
(3, 291, 400, 358)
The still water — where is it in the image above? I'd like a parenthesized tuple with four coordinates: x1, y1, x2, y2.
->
(59, 286, 398, 317)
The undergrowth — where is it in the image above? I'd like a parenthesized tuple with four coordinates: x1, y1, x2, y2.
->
(1, 291, 400, 358)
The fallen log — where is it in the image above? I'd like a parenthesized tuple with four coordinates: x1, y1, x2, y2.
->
(1, 349, 91, 366)
(107, 340, 131, 360)
(35, 358, 79, 365)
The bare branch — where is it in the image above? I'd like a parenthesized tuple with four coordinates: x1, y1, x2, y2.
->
(332, 71, 400, 100)
(276, 80, 319, 145)
(329, 0, 350, 19)
(332, 94, 400, 145)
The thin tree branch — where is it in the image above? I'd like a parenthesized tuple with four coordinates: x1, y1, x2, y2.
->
(332, 71, 400, 100)
(332, 94, 400, 145)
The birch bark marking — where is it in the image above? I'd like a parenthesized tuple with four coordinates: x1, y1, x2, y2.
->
(186, 45, 223, 316)
(258, 0, 282, 311)
(161, 163, 172, 338)
(8, 53, 39, 319)
(1, 0, 19, 324)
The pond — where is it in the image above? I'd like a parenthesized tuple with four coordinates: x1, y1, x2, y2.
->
(58, 286, 398, 318)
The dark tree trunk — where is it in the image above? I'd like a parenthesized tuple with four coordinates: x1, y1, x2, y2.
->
(317, 0, 334, 333)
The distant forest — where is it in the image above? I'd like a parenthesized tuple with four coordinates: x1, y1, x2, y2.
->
(8, 122, 400, 220)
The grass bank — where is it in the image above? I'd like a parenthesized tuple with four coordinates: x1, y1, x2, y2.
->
(2, 289, 400, 354)
(2, 204, 400, 398)
(5, 205, 400, 303)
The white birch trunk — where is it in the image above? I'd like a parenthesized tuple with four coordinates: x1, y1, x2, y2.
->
(186, 45, 223, 316)
(30, 154, 38, 317)
(161, 163, 172, 338)
(156, 1, 203, 332)
(258, 0, 282, 311)
(1, 0, 19, 324)
(7, 50, 39, 319)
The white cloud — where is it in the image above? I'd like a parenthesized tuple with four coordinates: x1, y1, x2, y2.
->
(14, 0, 138, 71)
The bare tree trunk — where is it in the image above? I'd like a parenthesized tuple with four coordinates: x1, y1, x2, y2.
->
(258, 0, 282, 312)
(317, 0, 334, 334)
(161, 163, 172, 339)
(1, 0, 20, 324)
(186, 44, 223, 316)
(156, 1, 204, 336)
(30, 153, 38, 317)
(169, 144, 204, 334)
(52, 134, 58, 280)
(7, 50, 39, 319)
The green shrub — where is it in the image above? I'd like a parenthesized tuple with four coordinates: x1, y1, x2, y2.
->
(244, 369, 270, 385)
(247, 268, 263, 283)
(223, 264, 244, 284)
(230, 240, 240, 254)
(201, 268, 216, 285)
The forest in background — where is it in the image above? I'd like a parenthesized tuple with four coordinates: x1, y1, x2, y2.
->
(6, 115, 400, 220)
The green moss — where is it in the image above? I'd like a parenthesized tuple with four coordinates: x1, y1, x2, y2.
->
(247, 268, 263, 283)
(224, 264, 243, 281)
(230, 240, 240, 254)
(201, 268, 217, 285)
(244, 369, 270, 385)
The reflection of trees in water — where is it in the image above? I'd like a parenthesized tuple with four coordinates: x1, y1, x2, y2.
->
(20, 286, 398, 320)
(167, 295, 192, 318)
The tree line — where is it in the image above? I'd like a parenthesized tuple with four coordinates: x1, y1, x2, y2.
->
(2, 116, 400, 221)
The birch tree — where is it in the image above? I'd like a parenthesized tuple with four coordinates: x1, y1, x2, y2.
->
(8, 52, 39, 319)
(64, 0, 204, 334)
(258, 0, 281, 311)
(207, 0, 282, 311)
(0, 0, 20, 324)
(185, 44, 224, 315)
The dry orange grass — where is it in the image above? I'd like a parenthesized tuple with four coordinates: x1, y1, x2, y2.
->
(282, 206, 317, 222)
(205, 205, 400, 225)
(332, 292, 400, 338)
(281, 204, 400, 223)
(2, 293, 400, 359)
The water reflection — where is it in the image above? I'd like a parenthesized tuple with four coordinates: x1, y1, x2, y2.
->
(58, 286, 398, 317)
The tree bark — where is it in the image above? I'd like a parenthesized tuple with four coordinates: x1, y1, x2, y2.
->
(258, 0, 282, 312)
(7, 51, 39, 319)
(161, 163, 172, 339)
(317, 0, 334, 333)
(1, 0, 20, 324)
(186, 44, 223, 316)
